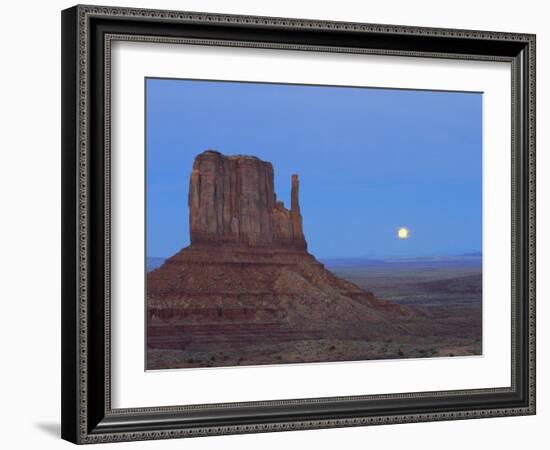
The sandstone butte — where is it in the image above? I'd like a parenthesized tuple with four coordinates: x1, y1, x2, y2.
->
(146, 150, 420, 368)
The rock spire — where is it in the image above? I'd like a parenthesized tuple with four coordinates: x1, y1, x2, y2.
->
(188, 150, 306, 249)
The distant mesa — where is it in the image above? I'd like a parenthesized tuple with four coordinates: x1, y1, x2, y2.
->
(146, 150, 415, 369)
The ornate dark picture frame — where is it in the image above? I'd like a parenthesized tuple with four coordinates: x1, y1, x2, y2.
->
(61, 4, 536, 444)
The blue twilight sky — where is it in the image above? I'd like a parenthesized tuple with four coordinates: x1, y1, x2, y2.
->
(146, 78, 482, 259)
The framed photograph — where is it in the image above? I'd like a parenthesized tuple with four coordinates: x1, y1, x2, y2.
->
(61, 4, 536, 444)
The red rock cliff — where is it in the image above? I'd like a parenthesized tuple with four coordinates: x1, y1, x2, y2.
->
(188, 150, 306, 249)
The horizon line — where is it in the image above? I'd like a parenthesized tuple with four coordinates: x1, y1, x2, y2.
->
(147, 252, 482, 260)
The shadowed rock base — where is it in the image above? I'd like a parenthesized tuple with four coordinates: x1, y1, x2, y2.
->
(146, 243, 428, 369)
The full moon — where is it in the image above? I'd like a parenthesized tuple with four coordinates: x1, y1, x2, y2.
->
(397, 227, 409, 239)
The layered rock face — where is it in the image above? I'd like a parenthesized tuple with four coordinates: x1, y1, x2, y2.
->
(147, 150, 417, 369)
(189, 150, 305, 249)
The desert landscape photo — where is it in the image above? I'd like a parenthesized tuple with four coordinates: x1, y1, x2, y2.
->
(145, 78, 482, 370)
